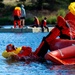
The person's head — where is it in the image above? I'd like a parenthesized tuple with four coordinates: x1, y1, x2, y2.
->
(6, 44, 16, 52)
(21, 4, 24, 8)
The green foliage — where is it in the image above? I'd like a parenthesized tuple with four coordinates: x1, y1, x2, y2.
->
(0, 16, 57, 25)
(38, 17, 43, 24)
(57, 9, 66, 17)
(47, 16, 57, 24)
(25, 18, 34, 25)
(0, 17, 13, 25)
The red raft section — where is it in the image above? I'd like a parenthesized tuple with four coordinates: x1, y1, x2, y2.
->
(50, 39, 75, 51)
(45, 39, 75, 65)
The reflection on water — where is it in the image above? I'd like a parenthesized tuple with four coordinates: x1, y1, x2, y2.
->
(0, 32, 75, 75)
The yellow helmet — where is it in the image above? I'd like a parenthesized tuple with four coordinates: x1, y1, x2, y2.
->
(68, 2, 75, 15)
(15, 7, 21, 10)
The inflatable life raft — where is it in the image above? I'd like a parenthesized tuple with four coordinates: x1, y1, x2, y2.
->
(2, 47, 21, 58)
(45, 39, 75, 65)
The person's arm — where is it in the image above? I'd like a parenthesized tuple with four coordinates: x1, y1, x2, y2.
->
(24, 8, 26, 17)
(45, 27, 60, 45)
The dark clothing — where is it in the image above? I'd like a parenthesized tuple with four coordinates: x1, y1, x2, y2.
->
(37, 38, 50, 58)
(41, 20, 49, 32)
(41, 25, 49, 32)
(14, 16, 20, 20)
(20, 17, 25, 19)
(33, 24, 39, 27)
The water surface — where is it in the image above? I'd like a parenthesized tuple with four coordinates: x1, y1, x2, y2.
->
(0, 32, 75, 75)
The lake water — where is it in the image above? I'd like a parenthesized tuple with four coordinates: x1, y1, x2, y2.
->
(0, 32, 75, 75)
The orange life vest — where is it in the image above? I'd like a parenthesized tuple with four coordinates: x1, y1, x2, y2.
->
(18, 46, 32, 57)
(41, 19, 47, 26)
(13, 9, 21, 16)
(34, 18, 39, 25)
(43, 20, 47, 26)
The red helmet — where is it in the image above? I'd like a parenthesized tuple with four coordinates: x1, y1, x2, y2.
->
(6, 44, 15, 52)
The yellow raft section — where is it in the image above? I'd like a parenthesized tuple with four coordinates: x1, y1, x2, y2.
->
(2, 47, 22, 58)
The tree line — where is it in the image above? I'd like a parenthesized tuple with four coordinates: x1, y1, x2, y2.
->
(0, 0, 75, 10)
(0, 0, 75, 25)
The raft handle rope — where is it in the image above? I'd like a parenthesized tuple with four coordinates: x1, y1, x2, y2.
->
(66, 20, 73, 40)
(58, 49, 64, 57)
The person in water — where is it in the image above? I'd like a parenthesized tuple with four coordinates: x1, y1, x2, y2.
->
(6, 44, 16, 52)
(6, 44, 40, 61)
(6, 44, 32, 60)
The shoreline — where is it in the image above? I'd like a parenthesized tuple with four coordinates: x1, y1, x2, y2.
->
(0, 26, 54, 33)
